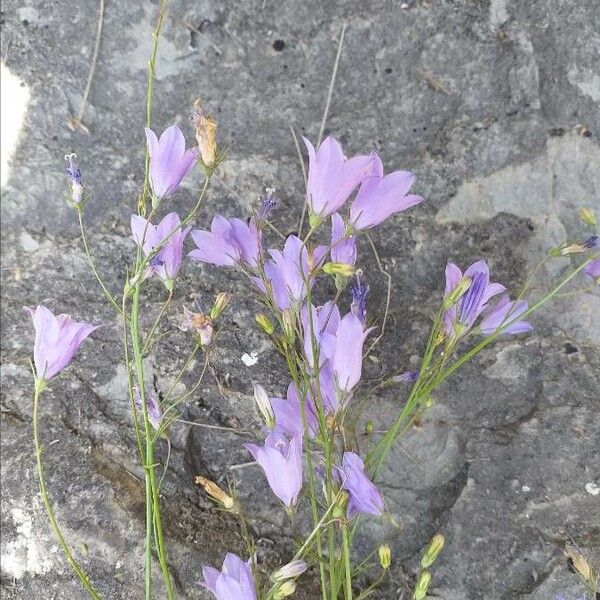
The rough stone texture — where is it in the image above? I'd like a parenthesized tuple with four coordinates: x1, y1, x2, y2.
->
(1, 1, 599, 599)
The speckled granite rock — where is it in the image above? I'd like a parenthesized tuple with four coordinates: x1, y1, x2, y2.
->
(1, 1, 599, 599)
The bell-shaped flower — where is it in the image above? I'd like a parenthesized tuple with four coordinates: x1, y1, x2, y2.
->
(189, 216, 261, 268)
(134, 388, 163, 432)
(25, 305, 99, 381)
(300, 301, 340, 368)
(269, 382, 318, 438)
(303, 136, 374, 218)
(349, 155, 423, 230)
(145, 125, 198, 199)
(338, 452, 384, 518)
(478, 295, 532, 336)
(244, 429, 303, 507)
(584, 258, 600, 283)
(330, 213, 357, 265)
(131, 212, 191, 289)
(198, 553, 257, 600)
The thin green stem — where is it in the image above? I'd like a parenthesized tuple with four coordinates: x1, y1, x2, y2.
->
(141, 289, 173, 355)
(341, 523, 353, 600)
(32, 382, 102, 600)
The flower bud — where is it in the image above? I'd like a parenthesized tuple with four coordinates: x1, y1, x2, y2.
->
(271, 560, 307, 582)
(64, 153, 85, 206)
(332, 491, 349, 519)
(579, 207, 597, 226)
(364, 420, 374, 435)
(378, 544, 391, 570)
(322, 262, 356, 277)
(282, 310, 296, 344)
(255, 313, 275, 335)
(254, 384, 275, 428)
(443, 276, 471, 309)
(273, 580, 296, 599)
(420, 533, 445, 568)
(191, 103, 218, 169)
(210, 292, 232, 320)
(412, 570, 432, 600)
(194, 476, 236, 511)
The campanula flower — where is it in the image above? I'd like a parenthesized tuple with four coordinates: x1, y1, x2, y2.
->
(300, 301, 340, 368)
(198, 553, 256, 600)
(443, 260, 506, 336)
(25, 305, 98, 381)
(64, 153, 84, 204)
(338, 452, 384, 518)
(303, 136, 374, 218)
(315, 362, 338, 414)
(134, 388, 163, 431)
(350, 277, 370, 326)
(264, 235, 325, 311)
(584, 258, 600, 283)
(145, 125, 198, 199)
(131, 212, 191, 289)
(245, 429, 303, 507)
(330, 213, 357, 265)
(269, 382, 318, 438)
(189, 216, 261, 268)
(349, 154, 423, 230)
(478, 295, 532, 336)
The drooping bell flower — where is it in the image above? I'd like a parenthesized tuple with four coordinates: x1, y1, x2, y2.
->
(583, 258, 600, 283)
(300, 301, 340, 368)
(25, 305, 99, 381)
(131, 212, 191, 290)
(338, 451, 384, 518)
(303, 136, 374, 219)
(349, 155, 423, 230)
(269, 382, 319, 438)
(198, 553, 257, 600)
(189, 216, 261, 268)
(330, 213, 357, 266)
(443, 260, 506, 337)
(134, 388, 164, 432)
(244, 429, 303, 507)
(478, 295, 532, 336)
(145, 125, 198, 200)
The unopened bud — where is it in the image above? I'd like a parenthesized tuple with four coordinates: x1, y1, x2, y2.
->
(443, 276, 471, 309)
(64, 153, 85, 206)
(579, 207, 597, 226)
(255, 313, 275, 335)
(191, 101, 217, 168)
(322, 262, 356, 277)
(421, 533, 445, 568)
(194, 476, 235, 511)
(412, 570, 432, 600)
(211, 292, 232, 320)
(332, 491, 349, 518)
(272, 560, 307, 582)
(282, 310, 296, 343)
(364, 420, 374, 435)
(564, 544, 592, 582)
(253, 384, 275, 428)
(378, 544, 391, 570)
(273, 580, 296, 599)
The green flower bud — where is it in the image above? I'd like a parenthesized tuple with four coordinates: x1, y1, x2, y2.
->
(255, 313, 275, 335)
(274, 580, 296, 598)
(412, 570, 432, 600)
(420, 533, 444, 568)
(378, 544, 391, 570)
(322, 262, 356, 277)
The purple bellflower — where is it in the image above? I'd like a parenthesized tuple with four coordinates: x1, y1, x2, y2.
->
(300, 301, 341, 368)
(349, 154, 423, 230)
(269, 382, 319, 438)
(584, 258, 600, 282)
(64, 153, 84, 204)
(198, 553, 257, 600)
(478, 295, 533, 336)
(443, 260, 506, 336)
(338, 452, 384, 518)
(25, 305, 98, 381)
(134, 388, 164, 432)
(350, 277, 370, 326)
(189, 216, 261, 268)
(264, 235, 326, 311)
(330, 213, 357, 265)
(131, 212, 191, 289)
(245, 429, 303, 507)
(303, 136, 374, 218)
(145, 125, 198, 200)
(315, 362, 339, 414)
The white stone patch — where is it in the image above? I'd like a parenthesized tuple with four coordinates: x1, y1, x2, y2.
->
(0, 507, 55, 578)
(483, 343, 529, 380)
(584, 481, 599, 496)
(241, 351, 259, 366)
(19, 231, 40, 253)
(490, 0, 509, 27)
(567, 66, 600, 102)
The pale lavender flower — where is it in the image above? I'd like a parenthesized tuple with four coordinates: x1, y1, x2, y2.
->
(245, 429, 303, 507)
(264, 235, 324, 311)
(25, 305, 98, 381)
(584, 258, 600, 282)
(189, 215, 261, 268)
(316, 362, 338, 414)
(134, 388, 163, 431)
(198, 553, 257, 600)
(272, 559, 307, 581)
(145, 125, 198, 199)
(270, 382, 318, 438)
(339, 452, 384, 518)
(64, 153, 84, 204)
(478, 295, 532, 336)
(350, 277, 370, 326)
(443, 260, 505, 336)
(349, 155, 423, 230)
(330, 213, 357, 265)
(303, 136, 374, 218)
(300, 301, 340, 368)
(131, 212, 191, 288)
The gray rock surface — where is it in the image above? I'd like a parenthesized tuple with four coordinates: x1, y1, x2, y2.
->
(1, 1, 599, 599)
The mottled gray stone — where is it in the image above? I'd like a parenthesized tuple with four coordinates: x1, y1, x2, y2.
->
(1, 1, 599, 599)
